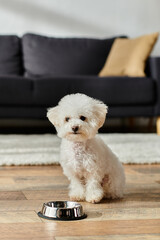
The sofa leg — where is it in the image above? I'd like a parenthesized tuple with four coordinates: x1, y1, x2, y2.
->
(128, 117, 135, 129)
(148, 117, 154, 132)
(156, 117, 160, 135)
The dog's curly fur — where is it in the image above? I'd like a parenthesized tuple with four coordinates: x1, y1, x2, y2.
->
(47, 93, 125, 203)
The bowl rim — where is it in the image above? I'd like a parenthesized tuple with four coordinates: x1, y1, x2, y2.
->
(43, 201, 82, 210)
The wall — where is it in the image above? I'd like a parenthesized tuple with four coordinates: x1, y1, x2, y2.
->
(0, 0, 159, 55)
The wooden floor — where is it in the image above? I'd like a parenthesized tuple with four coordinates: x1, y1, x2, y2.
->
(0, 164, 159, 239)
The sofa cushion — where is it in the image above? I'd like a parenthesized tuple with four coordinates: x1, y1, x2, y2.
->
(32, 77, 71, 106)
(71, 77, 155, 106)
(22, 33, 125, 77)
(0, 35, 22, 75)
(31, 76, 155, 106)
(0, 75, 32, 105)
(69, 76, 155, 105)
(99, 32, 159, 77)
(0, 106, 46, 119)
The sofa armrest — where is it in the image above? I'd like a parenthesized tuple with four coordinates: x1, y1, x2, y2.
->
(147, 57, 160, 80)
(147, 57, 160, 115)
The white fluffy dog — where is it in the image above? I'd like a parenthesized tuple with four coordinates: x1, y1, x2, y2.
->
(47, 93, 125, 203)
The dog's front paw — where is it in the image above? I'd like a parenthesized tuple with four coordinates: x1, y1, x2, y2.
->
(86, 188, 104, 204)
(69, 188, 85, 202)
(70, 195, 85, 202)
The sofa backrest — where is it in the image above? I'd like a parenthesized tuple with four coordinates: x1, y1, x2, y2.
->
(0, 35, 22, 75)
(22, 33, 125, 77)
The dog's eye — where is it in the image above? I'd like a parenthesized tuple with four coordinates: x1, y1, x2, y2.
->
(65, 117, 70, 122)
(80, 116, 86, 121)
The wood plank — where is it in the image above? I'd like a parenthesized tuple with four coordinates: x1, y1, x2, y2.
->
(125, 186, 160, 193)
(0, 220, 160, 238)
(124, 191, 160, 201)
(0, 177, 15, 185)
(126, 173, 160, 184)
(0, 200, 44, 212)
(55, 234, 160, 240)
(0, 238, 55, 240)
(0, 165, 63, 177)
(125, 164, 160, 171)
(0, 176, 69, 191)
(23, 189, 69, 200)
(0, 191, 26, 200)
(132, 165, 160, 174)
(84, 208, 160, 221)
(0, 211, 41, 223)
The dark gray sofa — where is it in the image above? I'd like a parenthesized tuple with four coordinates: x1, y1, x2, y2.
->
(0, 33, 160, 132)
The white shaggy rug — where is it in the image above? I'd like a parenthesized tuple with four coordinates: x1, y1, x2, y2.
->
(0, 134, 160, 165)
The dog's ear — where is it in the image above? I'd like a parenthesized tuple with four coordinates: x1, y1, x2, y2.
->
(93, 101, 108, 128)
(47, 106, 60, 127)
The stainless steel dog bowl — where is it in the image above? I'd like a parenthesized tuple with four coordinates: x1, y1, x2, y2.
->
(38, 201, 87, 221)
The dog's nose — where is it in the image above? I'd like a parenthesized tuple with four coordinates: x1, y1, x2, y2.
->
(72, 126, 79, 133)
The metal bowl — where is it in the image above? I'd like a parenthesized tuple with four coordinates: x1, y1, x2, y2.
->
(38, 201, 87, 221)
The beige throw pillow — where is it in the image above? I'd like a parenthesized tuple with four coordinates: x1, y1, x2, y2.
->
(99, 32, 159, 77)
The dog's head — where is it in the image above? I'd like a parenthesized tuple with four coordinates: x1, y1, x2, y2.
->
(47, 93, 108, 142)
